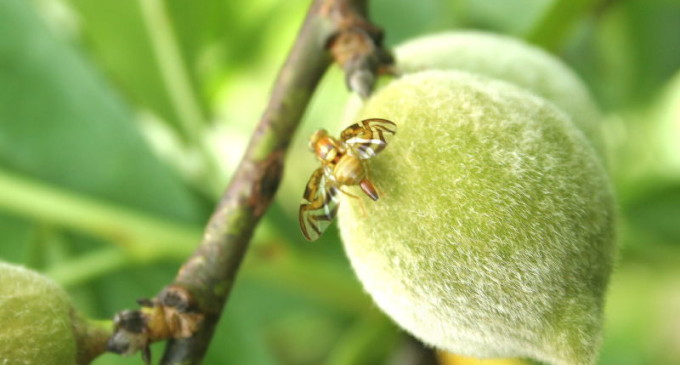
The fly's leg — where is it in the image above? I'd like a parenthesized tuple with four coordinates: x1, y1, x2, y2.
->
(356, 192, 368, 218)
(339, 187, 359, 199)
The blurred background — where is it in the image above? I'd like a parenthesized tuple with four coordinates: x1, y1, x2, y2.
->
(0, 0, 679, 364)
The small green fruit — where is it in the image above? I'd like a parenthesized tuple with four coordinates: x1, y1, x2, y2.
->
(339, 70, 616, 365)
(394, 31, 603, 150)
(0, 262, 79, 365)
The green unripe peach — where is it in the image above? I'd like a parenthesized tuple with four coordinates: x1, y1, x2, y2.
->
(339, 70, 616, 365)
(0, 262, 77, 364)
(0, 262, 109, 365)
(393, 31, 603, 151)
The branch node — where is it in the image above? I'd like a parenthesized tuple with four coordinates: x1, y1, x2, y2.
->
(326, 7, 394, 98)
(108, 292, 204, 363)
(159, 284, 199, 313)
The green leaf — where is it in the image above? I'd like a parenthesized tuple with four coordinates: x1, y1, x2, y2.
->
(0, 212, 36, 263)
(625, 184, 680, 247)
(0, 0, 204, 223)
(622, 0, 680, 104)
(63, 0, 202, 136)
(525, 0, 600, 51)
(564, 0, 680, 109)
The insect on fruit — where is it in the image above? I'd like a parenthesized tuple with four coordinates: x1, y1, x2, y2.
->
(299, 118, 397, 241)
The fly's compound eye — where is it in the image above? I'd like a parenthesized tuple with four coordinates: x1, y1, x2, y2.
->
(309, 129, 328, 152)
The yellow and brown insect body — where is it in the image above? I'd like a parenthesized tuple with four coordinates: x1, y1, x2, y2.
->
(299, 118, 396, 241)
(309, 128, 378, 201)
(331, 153, 363, 185)
(330, 153, 378, 201)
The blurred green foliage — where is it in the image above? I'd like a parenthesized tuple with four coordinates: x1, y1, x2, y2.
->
(0, 0, 679, 364)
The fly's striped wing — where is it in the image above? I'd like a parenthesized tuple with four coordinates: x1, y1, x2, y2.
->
(340, 118, 396, 159)
(299, 167, 340, 241)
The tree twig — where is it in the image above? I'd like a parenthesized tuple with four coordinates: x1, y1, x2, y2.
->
(107, 0, 393, 363)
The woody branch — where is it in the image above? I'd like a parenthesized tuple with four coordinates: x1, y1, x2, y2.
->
(106, 0, 392, 364)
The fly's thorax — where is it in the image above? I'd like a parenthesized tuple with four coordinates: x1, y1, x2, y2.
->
(333, 154, 365, 185)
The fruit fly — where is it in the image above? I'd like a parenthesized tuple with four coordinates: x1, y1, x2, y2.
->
(299, 118, 396, 241)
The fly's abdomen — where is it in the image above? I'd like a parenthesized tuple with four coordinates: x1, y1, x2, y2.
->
(333, 154, 364, 185)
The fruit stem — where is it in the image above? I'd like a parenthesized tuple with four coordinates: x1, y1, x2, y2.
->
(73, 317, 113, 365)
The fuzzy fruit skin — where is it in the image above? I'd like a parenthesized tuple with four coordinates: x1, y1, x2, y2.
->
(0, 262, 77, 365)
(393, 31, 603, 151)
(338, 71, 616, 365)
